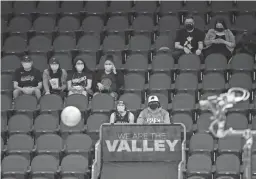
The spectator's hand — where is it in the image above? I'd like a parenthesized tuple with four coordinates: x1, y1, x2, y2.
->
(184, 47, 191, 54)
(196, 49, 202, 56)
(45, 91, 50, 95)
(112, 66, 117, 74)
(97, 83, 104, 91)
(217, 39, 226, 44)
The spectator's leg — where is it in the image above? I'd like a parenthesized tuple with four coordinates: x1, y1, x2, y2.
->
(68, 91, 75, 96)
(81, 91, 88, 97)
(93, 92, 100, 96)
(33, 89, 41, 100)
(13, 89, 22, 99)
(172, 49, 185, 63)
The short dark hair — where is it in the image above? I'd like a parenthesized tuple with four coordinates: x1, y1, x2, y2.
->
(184, 14, 194, 21)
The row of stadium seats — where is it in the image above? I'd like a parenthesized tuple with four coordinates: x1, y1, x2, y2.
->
(2, 1, 256, 15)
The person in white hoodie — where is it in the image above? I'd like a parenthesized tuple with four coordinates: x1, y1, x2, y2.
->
(137, 95, 170, 124)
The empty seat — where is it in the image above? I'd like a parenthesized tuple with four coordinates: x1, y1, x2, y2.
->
(204, 53, 228, 71)
(233, 15, 256, 31)
(208, 15, 232, 29)
(65, 94, 89, 112)
(129, 35, 151, 51)
(159, 1, 183, 14)
(125, 54, 148, 72)
(58, 16, 80, 32)
(171, 93, 196, 111)
(226, 113, 248, 130)
(149, 73, 172, 91)
(30, 54, 48, 72)
(134, 1, 157, 14)
(174, 72, 198, 91)
(119, 93, 142, 112)
(28, 35, 52, 52)
(13, 1, 36, 14)
(7, 134, 34, 160)
(8, 16, 32, 33)
(132, 15, 154, 32)
(53, 35, 76, 51)
(202, 72, 226, 91)
(210, 1, 235, 12)
(108, 1, 132, 14)
(218, 136, 243, 154)
(215, 154, 240, 177)
(1, 74, 13, 91)
(91, 93, 115, 113)
(1, 94, 12, 111)
(84, 1, 107, 15)
(74, 53, 97, 71)
(2, 155, 30, 179)
(2, 18, 8, 33)
(229, 53, 254, 71)
(31, 154, 59, 179)
(154, 33, 174, 51)
(158, 16, 180, 32)
(152, 53, 175, 73)
(197, 112, 213, 133)
(36, 1, 59, 14)
(106, 16, 129, 32)
(124, 73, 145, 92)
(4, 36, 27, 53)
(52, 53, 73, 71)
(236, 1, 256, 12)
(39, 94, 63, 113)
(178, 54, 201, 71)
(33, 16, 56, 32)
(77, 34, 100, 51)
(183, 1, 209, 13)
(8, 114, 32, 135)
(187, 154, 212, 176)
(14, 94, 38, 112)
(1, 1, 12, 15)
(192, 15, 206, 31)
(81, 16, 104, 33)
(34, 114, 59, 138)
(172, 113, 193, 134)
(36, 134, 63, 160)
(60, 1, 84, 14)
(1, 55, 21, 73)
(189, 133, 214, 154)
(228, 72, 253, 89)
(61, 154, 89, 179)
(65, 134, 92, 157)
(103, 35, 126, 51)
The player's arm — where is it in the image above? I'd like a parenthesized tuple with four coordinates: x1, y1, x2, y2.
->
(128, 112, 135, 123)
(109, 113, 115, 124)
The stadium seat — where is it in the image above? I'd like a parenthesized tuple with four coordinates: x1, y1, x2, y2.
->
(60, 1, 84, 14)
(158, 15, 180, 32)
(218, 136, 243, 154)
(197, 112, 213, 133)
(148, 73, 172, 98)
(210, 1, 235, 13)
(91, 93, 115, 113)
(208, 14, 232, 29)
(1, 136, 5, 156)
(65, 94, 89, 112)
(134, 1, 157, 14)
(1, 1, 12, 15)
(202, 72, 226, 91)
(13, 1, 36, 14)
(77, 34, 100, 52)
(183, 1, 209, 13)
(171, 93, 196, 112)
(204, 53, 228, 71)
(3, 36, 27, 53)
(36, 1, 59, 14)
(52, 52, 73, 71)
(129, 35, 151, 51)
(58, 16, 80, 32)
(189, 133, 214, 154)
(119, 93, 143, 112)
(174, 72, 199, 92)
(31, 154, 59, 179)
(2, 155, 30, 179)
(187, 154, 212, 177)
(229, 53, 254, 71)
(102, 35, 126, 52)
(8, 16, 32, 33)
(226, 113, 248, 130)
(35, 134, 63, 161)
(7, 134, 34, 160)
(97, 53, 123, 70)
(178, 54, 201, 71)
(236, 1, 256, 13)
(159, 1, 183, 15)
(61, 154, 89, 179)
(30, 53, 48, 72)
(106, 16, 130, 32)
(1, 55, 21, 73)
(228, 72, 253, 90)
(132, 15, 154, 32)
(33, 16, 56, 32)
(2, 18, 7, 33)
(8, 114, 32, 135)
(39, 94, 63, 118)
(14, 94, 38, 118)
(34, 114, 59, 138)
(172, 113, 194, 135)
(65, 134, 92, 158)
(215, 154, 240, 178)
(124, 73, 145, 93)
(1, 74, 13, 92)
(84, 1, 107, 15)
(81, 16, 104, 33)
(125, 54, 148, 73)
(1, 94, 12, 111)
(154, 33, 174, 51)
(28, 35, 52, 52)
(151, 53, 175, 74)
(53, 35, 76, 51)
(74, 53, 97, 71)
(1, 111, 8, 136)
(233, 14, 256, 31)
(108, 1, 132, 14)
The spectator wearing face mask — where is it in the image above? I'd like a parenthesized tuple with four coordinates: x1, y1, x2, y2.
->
(204, 18, 235, 59)
(93, 54, 124, 99)
(67, 58, 93, 96)
(43, 57, 67, 97)
(137, 96, 170, 124)
(172, 15, 205, 61)
(109, 101, 135, 124)
(13, 56, 42, 99)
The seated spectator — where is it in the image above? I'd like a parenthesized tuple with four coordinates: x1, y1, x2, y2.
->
(43, 57, 67, 97)
(13, 56, 42, 99)
(137, 95, 170, 124)
(93, 54, 124, 99)
(204, 18, 235, 59)
(235, 28, 256, 56)
(172, 15, 205, 61)
(67, 58, 93, 96)
(109, 101, 135, 124)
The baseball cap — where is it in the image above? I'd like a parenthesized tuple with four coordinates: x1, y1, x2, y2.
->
(148, 95, 159, 103)
(49, 57, 59, 65)
(21, 56, 32, 62)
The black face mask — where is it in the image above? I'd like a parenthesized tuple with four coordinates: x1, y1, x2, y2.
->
(149, 102, 158, 110)
(185, 24, 194, 31)
(215, 27, 224, 32)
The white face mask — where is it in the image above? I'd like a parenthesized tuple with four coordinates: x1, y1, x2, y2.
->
(117, 105, 125, 112)
(50, 64, 59, 71)
(22, 62, 32, 69)
(104, 61, 113, 72)
(76, 64, 84, 72)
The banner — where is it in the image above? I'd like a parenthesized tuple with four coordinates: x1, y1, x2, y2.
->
(101, 124, 183, 162)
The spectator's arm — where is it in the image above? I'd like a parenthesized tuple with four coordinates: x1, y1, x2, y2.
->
(67, 80, 73, 91)
(175, 42, 184, 50)
(109, 113, 115, 124)
(13, 70, 22, 90)
(43, 69, 50, 93)
(137, 110, 145, 124)
(86, 79, 92, 90)
(224, 29, 236, 48)
(129, 112, 135, 123)
(13, 81, 22, 90)
(60, 69, 67, 91)
(204, 29, 215, 46)
(198, 41, 204, 51)
(164, 111, 171, 124)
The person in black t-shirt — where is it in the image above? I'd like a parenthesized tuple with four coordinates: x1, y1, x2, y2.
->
(13, 56, 42, 99)
(172, 15, 205, 61)
(93, 54, 124, 99)
(109, 101, 134, 124)
(67, 58, 92, 96)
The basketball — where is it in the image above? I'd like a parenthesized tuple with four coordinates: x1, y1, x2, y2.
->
(61, 106, 81, 127)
